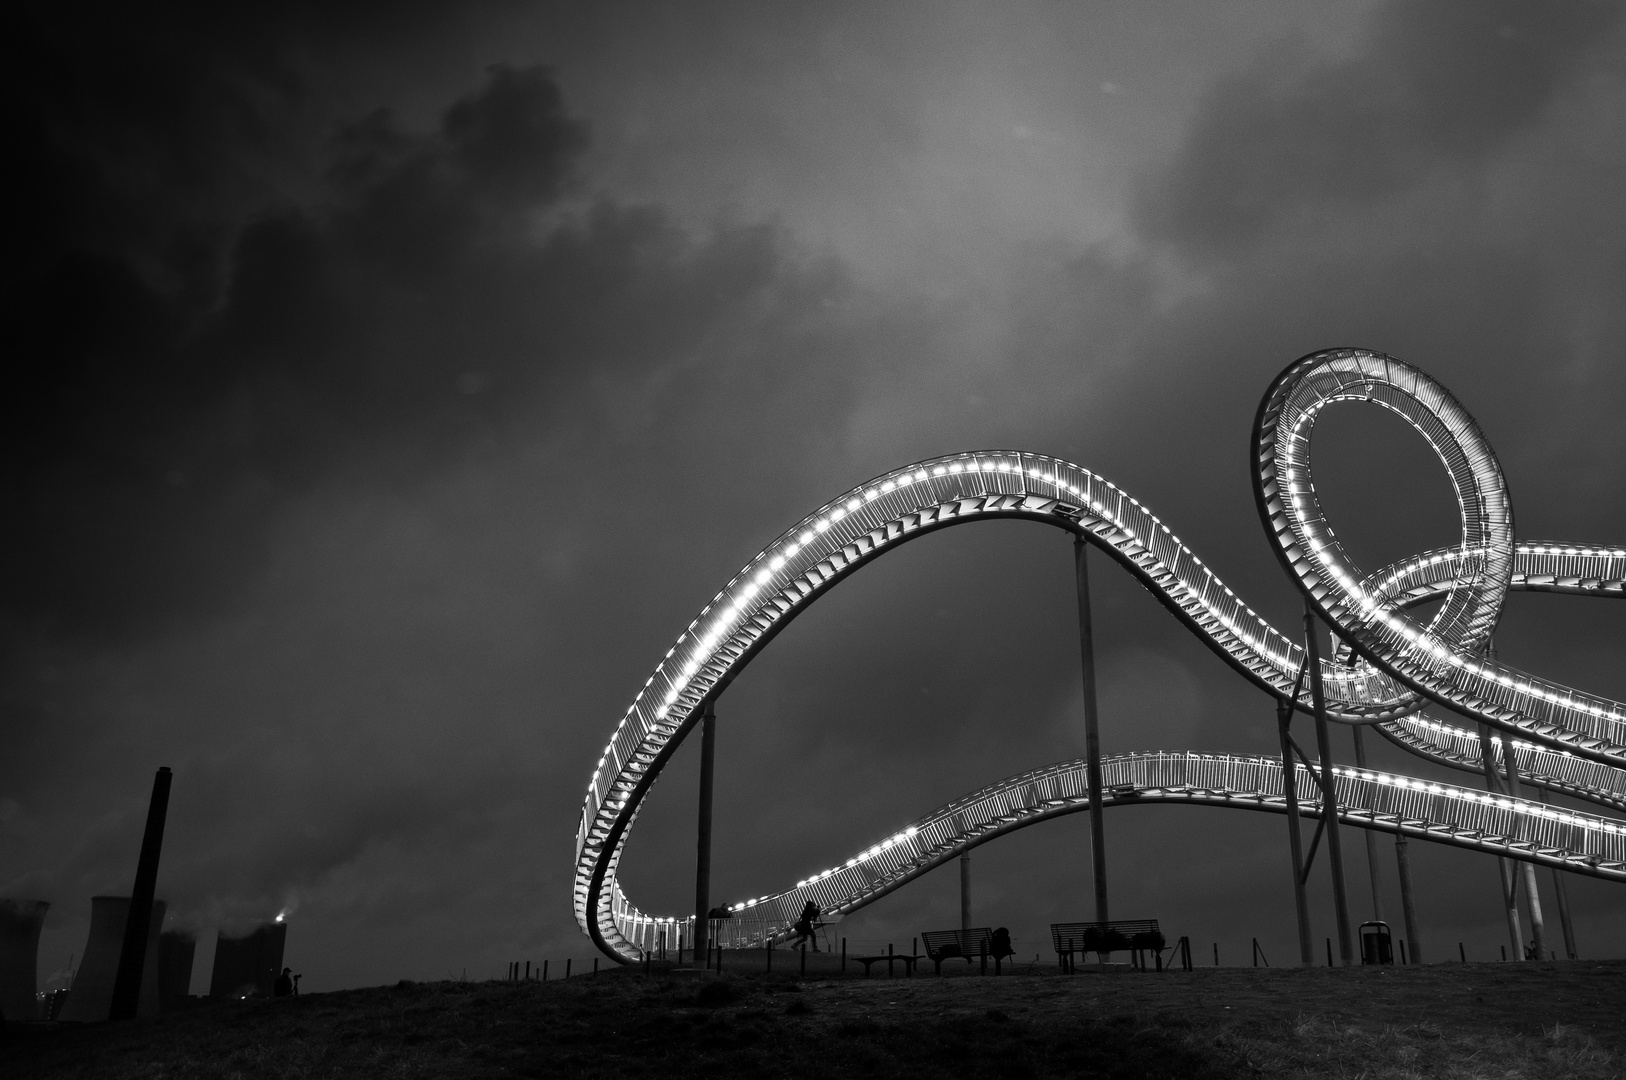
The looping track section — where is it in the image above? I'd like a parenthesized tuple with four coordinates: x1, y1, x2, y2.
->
(576, 348, 1624, 962)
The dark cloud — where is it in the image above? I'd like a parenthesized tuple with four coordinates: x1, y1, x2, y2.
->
(1136, 1, 1621, 257)
(3, 4, 895, 988)
(3, 22, 798, 644)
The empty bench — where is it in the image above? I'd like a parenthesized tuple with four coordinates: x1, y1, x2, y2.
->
(1051, 920, 1165, 973)
(849, 944, 922, 978)
(920, 928, 993, 975)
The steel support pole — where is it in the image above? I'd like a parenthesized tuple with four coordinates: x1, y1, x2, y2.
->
(1501, 746, 1548, 960)
(1276, 698, 1314, 966)
(110, 766, 172, 1021)
(1393, 836, 1422, 963)
(1303, 605, 1353, 965)
(1539, 792, 1579, 959)
(1476, 723, 1524, 960)
(1074, 538, 1108, 926)
(1550, 867, 1578, 960)
(693, 700, 717, 965)
(959, 854, 971, 932)
(1349, 726, 1386, 924)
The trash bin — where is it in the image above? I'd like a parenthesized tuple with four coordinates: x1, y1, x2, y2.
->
(1359, 921, 1393, 966)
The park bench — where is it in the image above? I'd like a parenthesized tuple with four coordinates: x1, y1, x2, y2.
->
(920, 928, 1000, 975)
(1050, 920, 1165, 972)
(849, 943, 922, 978)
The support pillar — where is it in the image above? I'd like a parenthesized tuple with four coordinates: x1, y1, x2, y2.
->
(1394, 836, 1422, 963)
(1539, 792, 1579, 959)
(1303, 605, 1353, 965)
(1551, 866, 1578, 959)
(1276, 697, 1314, 966)
(1350, 726, 1386, 924)
(1476, 723, 1524, 960)
(1074, 539, 1108, 925)
(959, 854, 971, 931)
(1501, 745, 1548, 960)
(692, 701, 717, 964)
(110, 766, 172, 1021)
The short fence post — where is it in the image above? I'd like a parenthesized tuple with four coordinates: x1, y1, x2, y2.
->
(1399, 940, 1407, 965)
(800, 943, 807, 976)
(1213, 943, 1219, 967)
(543, 960, 549, 982)
(767, 939, 773, 973)
(887, 942, 895, 978)
(1459, 942, 1466, 963)
(593, 958, 599, 977)
(1326, 939, 1333, 967)
(842, 937, 847, 974)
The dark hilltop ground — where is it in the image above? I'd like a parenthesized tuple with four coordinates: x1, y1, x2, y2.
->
(3, 960, 1623, 1079)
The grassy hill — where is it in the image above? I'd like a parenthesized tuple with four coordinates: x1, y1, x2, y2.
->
(3, 960, 1622, 1078)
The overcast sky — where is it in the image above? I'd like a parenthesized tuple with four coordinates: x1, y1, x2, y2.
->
(5, 1, 1624, 992)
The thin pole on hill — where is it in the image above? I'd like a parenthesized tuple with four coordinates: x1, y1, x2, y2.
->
(1303, 606, 1353, 965)
(693, 700, 717, 963)
(1394, 835, 1422, 963)
(960, 854, 971, 931)
(1276, 667, 1313, 966)
(1542, 791, 1579, 959)
(1501, 744, 1548, 960)
(1476, 723, 1524, 960)
(1074, 539, 1108, 928)
(1350, 726, 1386, 925)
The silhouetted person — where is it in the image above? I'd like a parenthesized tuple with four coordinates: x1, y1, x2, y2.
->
(991, 927, 1014, 974)
(273, 967, 294, 997)
(791, 901, 821, 951)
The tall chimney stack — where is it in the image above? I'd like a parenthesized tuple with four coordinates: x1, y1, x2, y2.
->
(109, 767, 172, 1021)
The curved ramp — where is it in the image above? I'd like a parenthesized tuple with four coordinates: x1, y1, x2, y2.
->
(577, 349, 1624, 962)
(608, 751, 1626, 955)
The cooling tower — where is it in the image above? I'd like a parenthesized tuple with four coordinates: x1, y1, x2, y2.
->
(209, 921, 286, 999)
(0, 899, 49, 1023)
(58, 897, 165, 1022)
(156, 930, 196, 1011)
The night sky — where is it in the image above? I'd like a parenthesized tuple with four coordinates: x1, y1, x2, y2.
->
(5, 2, 1624, 993)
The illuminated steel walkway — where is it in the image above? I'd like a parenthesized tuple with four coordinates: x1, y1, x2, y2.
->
(576, 349, 1624, 962)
